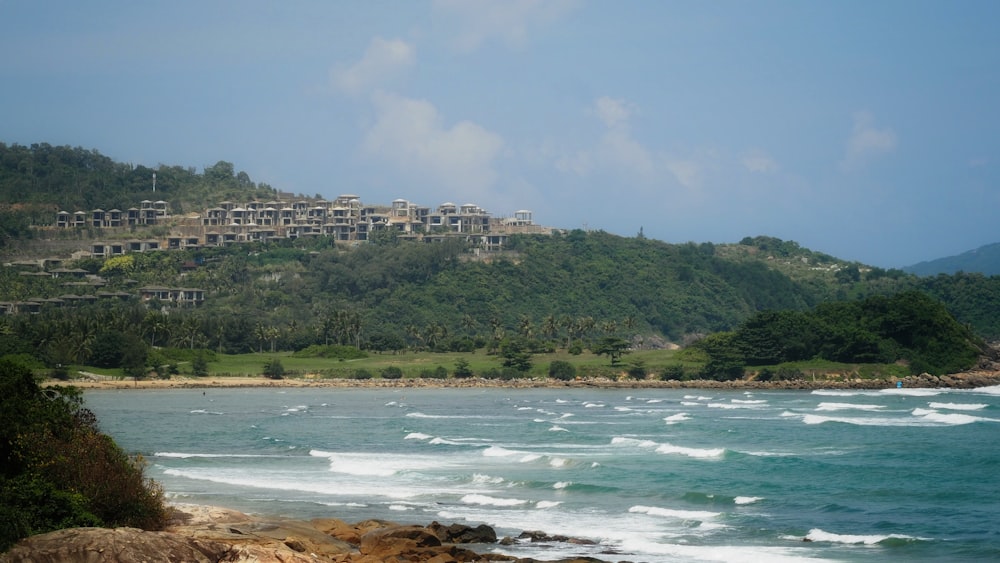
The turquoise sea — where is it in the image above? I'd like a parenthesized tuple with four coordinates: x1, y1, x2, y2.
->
(84, 386, 1000, 562)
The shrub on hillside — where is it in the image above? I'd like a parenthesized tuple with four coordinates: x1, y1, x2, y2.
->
(262, 357, 285, 379)
(0, 359, 167, 551)
(453, 358, 474, 379)
(380, 366, 403, 379)
(419, 366, 449, 379)
(548, 360, 576, 381)
(659, 364, 686, 381)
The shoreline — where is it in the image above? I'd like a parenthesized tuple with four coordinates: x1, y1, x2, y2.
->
(51, 370, 1000, 391)
(5, 501, 619, 563)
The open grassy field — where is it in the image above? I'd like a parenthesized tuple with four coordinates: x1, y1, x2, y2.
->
(59, 346, 911, 384)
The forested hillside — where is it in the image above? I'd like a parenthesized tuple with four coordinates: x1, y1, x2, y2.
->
(0, 143, 276, 249)
(2, 142, 1000, 376)
(904, 242, 1000, 276)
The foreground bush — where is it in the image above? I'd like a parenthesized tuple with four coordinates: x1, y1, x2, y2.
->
(0, 359, 167, 551)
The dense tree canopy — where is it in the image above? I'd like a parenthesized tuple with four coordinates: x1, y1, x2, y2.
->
(0, 359, 167, 550)
(694, 290, 984, 379)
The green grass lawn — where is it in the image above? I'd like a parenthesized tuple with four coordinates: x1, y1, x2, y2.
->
(56, 346, 908, 383)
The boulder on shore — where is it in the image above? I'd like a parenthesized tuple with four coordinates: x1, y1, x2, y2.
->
(1, 504, 612, 563)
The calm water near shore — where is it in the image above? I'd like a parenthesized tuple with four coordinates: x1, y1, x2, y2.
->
(85, 386, 1000, 562)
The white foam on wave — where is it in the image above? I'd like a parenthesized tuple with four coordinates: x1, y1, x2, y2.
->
(611, 436, 724, 459)
(161, 468, 420, 499)
(706, 402, 766, 410)
(741, 450, 795, 457)
(549, 457, 570, 468)
(611, 437, 658, 449)
(734, 496, 762, 505)
(811, 389, 863, 397)
(404, 432, 433, 441)
(815, 402, 885, 412)
(928, 402, 988, 411)
(663, 413, 690, 424)
(879, 388, 941, 397)
(154, 452, 279, 459)
(732, 399, 767, 405)
(804, 528, 925, 545)
(973, 384, 1000, 395)
(803, 409, 995, 426)
(548, 425, 569, 432)
(655, 443, 725, 459)
(629, 505, 720, 520)
(803, 414, 915, 427)
(406, 412, 486, 419)
(584, 402, 605, 408)
(189, 409, 225, 415)
(482, 446, 518, 457)
(429, 437, 467, 446)
(915, 410, 995, 425)
(553, 481, 571, 489)
(536, 500, 562, 509)
(461, 494, 528, 507)
(471, 473, 505, 485)
(310, 449, 456, 477)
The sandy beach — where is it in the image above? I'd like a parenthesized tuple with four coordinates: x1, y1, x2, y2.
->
(51, 369, 1000, 391)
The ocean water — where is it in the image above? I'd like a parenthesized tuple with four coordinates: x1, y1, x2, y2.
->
(84, 386, 1000, 562)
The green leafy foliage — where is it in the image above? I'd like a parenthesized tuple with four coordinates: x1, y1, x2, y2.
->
(262, 357, 285, 379)
(591, 336, 631, 366)
(0, 359, 167, 550)
(548, 360, 576, 381)
(380, 366, 403, 379)
(0, 143, 277, 214)
(705, 291, 983, 377)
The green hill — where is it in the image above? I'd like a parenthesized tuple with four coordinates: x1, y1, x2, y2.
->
(1, 142, 999, 378)
(904, 242, 1000, 276)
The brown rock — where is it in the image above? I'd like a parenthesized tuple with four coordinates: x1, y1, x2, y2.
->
(427, 521, 498, 544)
(359, 524, 442, 557)
(0, 526, 229, 563)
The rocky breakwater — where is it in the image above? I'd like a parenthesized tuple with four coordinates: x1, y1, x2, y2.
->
(1, 504, 617, 563)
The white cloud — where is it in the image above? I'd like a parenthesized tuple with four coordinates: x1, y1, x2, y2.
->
(842, 111, 897, 170)
(433, 0, 579, 51)
(664, 157, 701, 190)
(331, 37, 415, 95)
(554, 97, 659, 183)
(362, 91, 505, 199)
(592, 96, 634, 130)
(741, 151, 778, 173)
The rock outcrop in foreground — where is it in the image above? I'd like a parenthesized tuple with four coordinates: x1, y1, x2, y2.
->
(1, 504, 615, 563)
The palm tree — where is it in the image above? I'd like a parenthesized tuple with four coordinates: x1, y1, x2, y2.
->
(265, 326, 280, 352)
(518, 315, 534, 339)
(253, 322, 267, 353)
(541, 314, 558, 341)
(461, 314, 478, 337)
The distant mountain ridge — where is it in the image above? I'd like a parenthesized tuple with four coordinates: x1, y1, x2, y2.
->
(904, 242, 1000, 277)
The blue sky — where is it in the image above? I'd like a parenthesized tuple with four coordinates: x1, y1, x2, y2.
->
(2, 1, 998, 268)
